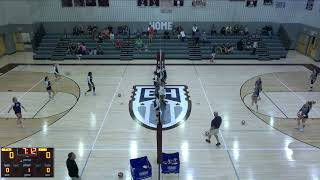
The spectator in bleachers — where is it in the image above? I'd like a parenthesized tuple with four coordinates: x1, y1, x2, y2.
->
(201, 31, 210, 45)
(115, 38, 123, 49)
(194, 29, 201, 46)
(107, 25, 113, 33)
(252, 41, 258, 55)
(192, 24, 198, 36)
(135, 38, 144, 51)
(237, 39, 245, 51)
(244, 26, 249, 35)
(89, 48, 97, 55)
(147, 25, 155, 42)
(262, 25, 273, 37)
(97, 32, 103, 43)
(97, 44, 104, 55)
(210, 24, 217, 35)
(87, 25, 93, 35)
(110, 32, 115, 41)
(79, 42, 87, 55)
(68, 43, 77, 55)
(163, 31, 170, 39)
(220, 26, 226, 35)
(239, 25, 244, 35)
(180, 29, 186, 42)
(233, 24, 240, 34)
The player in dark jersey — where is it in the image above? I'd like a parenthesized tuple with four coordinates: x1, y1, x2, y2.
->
(255, 77, 262, 91)
(44, 76, 55, 99)
(295, 101, 316, 132)
(251, 86, 260, 111)
(309, 69, 318, 91)
(53, 64, 61, 81)
(85, 72, 96, 96)
(8, 97, 27, 128)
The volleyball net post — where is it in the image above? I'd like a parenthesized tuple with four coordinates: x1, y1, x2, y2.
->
(156, 50, 165, 165)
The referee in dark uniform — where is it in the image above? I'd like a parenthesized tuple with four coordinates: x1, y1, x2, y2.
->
(206, 112, 222, 146)
(66, 152, 81, 180)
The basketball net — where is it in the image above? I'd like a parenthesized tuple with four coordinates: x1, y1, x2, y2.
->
(160, 0, 173, 13)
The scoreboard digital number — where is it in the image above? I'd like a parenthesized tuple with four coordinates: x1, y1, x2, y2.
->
(1, 147, 54, 177)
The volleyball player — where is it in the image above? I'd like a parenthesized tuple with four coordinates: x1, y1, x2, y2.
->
(53, 64, 61, 81)
(44, 76, 55, 98)
(85, 72, 96, 96)
(295, 101, 316, 132)
(8, 97, 27, 128)
(309, 69, 318, 91)
(251, 86, 260, 111)
(255, 77, 262, 100)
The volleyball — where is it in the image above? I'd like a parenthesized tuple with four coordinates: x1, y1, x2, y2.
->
(118, 172, 123, 178)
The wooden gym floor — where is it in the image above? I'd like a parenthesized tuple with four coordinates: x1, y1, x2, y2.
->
(0, 61, 320, 179)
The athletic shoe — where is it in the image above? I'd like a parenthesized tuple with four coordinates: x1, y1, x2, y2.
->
(205, 139, 211, 143)
(93, 92, 96, 96)
(294, 127, 300, 130)
(84, 92, 87, 96)
(216, 143, 221, 146)
(299, 128, 304, 132)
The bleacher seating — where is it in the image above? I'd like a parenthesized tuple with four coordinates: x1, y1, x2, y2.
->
(33, 32, 288, 60)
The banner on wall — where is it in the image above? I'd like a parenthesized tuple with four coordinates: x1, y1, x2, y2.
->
(263, 0, 273, 5)
(246, 0, 258, 7)
(275, 1, 285, 8)
(306, 0, 314, 10)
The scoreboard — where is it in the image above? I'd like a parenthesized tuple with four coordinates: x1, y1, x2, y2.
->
(1, 147, 54, 177)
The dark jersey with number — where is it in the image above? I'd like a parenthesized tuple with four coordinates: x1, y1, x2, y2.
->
(13, 102, 22, 114)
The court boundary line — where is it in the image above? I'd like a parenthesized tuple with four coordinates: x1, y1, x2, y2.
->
(0, 76, 45, 114)
(262, 91, 289, 118)
(272, 72, 320, 116)
(193, 65, 241, 180)
(80, 65, 128, 177)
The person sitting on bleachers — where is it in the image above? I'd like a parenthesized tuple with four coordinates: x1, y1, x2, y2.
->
(97, 44, 104, 55)
(244, 26, 249, 35)
(134, 38, 144, 51)
(115, 39, 123, 49)
(226, 44, 234, 54)
(87, 25, 93, 35)
(68, 43, 77, 55)
(210, 24, 217, 35)
(180, 29, 186, 42)
(147, 25, 155, 42)
(163, 31, 170, 39)
(89, 48, 96, 55)
(225, 26, 230, 35)
(220, 26, 226, 35)
(79, 42, 87, 55)
(97, 32, 104, 43)
(237, 39, 245, 51)
(201, 31, 210, 45)
(233, 24, 240, 34)
(109, 32, 115, 41)
(107, 25, 113, 34)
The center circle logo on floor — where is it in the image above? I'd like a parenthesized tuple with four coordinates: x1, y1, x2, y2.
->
(129, 85, 191, 130)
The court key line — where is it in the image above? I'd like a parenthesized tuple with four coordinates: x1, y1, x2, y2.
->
(262, 91, 289, 118)
(193, 65, 241, 180)
(80, 65, 128, 177)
